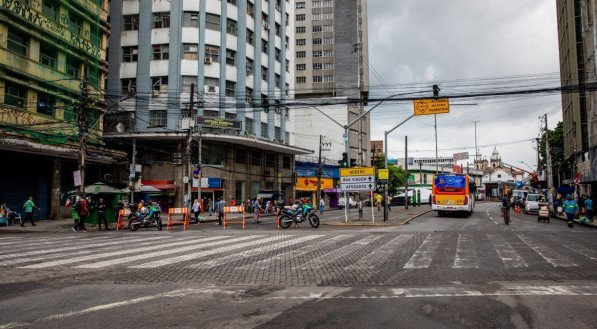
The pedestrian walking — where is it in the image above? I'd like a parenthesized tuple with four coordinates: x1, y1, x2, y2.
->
(319, 198, 325, 214)
(207, 198, 213, 216)
(584, 196, 593, 222)
(562, 194, 578, 228)
(375, 193, 382, 211)
(192, 199, 201, 222)
(73, 195, 88, 232)
(253, 198, 262, 224)
(214, 197, 225, 226)
(115, 198, 125, 220)
(21, 196, 39, 227)
(97, 197, 109, 230)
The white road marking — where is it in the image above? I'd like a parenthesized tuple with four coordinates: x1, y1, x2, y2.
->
(517, 234, 578, 267)
(127, 235, 289, 268)
(404, 234, 443, 269)
(22, 236, 231, 269)
(188, 235, 323, 269)
(453, 234, 478, 268)
(293, 235, 382, 270)
(546, 237, 597, 260)
(0, 235, 89, 247)
(244, 235, 352, 270)
(487, 234, 528, 268)
(345, 234, 413, 270)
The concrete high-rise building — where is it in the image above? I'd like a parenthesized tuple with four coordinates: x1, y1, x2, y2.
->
(555, 0, 596, 195)
(292, 0, 370, 165)
(105, 0, 310, 205)
(0, 0, 122, 219)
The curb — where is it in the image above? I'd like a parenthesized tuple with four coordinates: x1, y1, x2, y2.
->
(322, 208, 433, 227)
(400, 210, 433, 225)
(552, 214, 597, 228)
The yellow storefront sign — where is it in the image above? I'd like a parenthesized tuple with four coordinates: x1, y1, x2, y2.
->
(413, 98, 450, 116)
(295, 177, 333, 191)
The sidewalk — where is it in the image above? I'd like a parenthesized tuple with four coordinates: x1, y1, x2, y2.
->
(321, 205, 432, 226)
(0, 218, 78, 234)
(553, 213, 597, 228)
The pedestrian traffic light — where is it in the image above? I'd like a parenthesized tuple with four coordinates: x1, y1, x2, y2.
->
(350, 158, 357, 167)
(338, 152, 348, 168)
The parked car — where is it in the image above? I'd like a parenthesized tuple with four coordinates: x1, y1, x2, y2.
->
(524, 194, 544, 214)
(338, 197, 357, 209)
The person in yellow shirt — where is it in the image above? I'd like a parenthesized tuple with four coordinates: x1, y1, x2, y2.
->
(137, 200, 145, 212)
(375, 193, 383, 211)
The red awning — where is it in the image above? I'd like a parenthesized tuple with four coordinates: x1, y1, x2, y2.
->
(148, 184, 177, 190)
(142, 180, 177, 190)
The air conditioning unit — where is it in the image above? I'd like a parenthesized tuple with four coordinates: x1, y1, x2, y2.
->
(274, 108, 280, 114)
(246, 68, 252, 75)
(275, 5, 280, 11)
(204, 57, 212, 64)
(204, 85, 219, 93)
(263, 22, 270, 30)
(151, 90, 160, 97)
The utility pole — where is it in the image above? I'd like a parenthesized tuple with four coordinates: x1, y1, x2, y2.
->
(544, 114, 554, 207)
(473, 120, 479, 161)
(433, 84, 440, 174)
(130, 139, 136, 203)
(405, 135, 409, 210)
(77, 62, 90, 195)
(317, 134, 323, 208)
(185, 83, 195, 209)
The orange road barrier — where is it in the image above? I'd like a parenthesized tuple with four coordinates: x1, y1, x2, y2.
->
(116, 209, 132, 230)
(223, 205, 246, 229)
(167, 208, 189, 230)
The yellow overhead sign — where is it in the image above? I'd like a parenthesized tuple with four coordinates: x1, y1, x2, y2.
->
(413, 98, 450, 116)
(340, 167, 375, 176)
(378, 169, 389, 180)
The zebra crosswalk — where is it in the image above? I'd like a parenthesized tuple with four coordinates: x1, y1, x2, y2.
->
(0, 232, 595, 275)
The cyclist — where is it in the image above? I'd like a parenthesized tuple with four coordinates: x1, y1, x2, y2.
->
(501, 190, 513, 224)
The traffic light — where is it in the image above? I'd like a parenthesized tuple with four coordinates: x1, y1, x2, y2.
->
(350, 158, 356, 167)
(432, 84, 440, 97)
(338, 152, 348, 168)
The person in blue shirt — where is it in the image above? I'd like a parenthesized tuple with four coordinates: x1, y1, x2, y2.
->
(562, 194, 579, 228)
(584, 196, 593, 222)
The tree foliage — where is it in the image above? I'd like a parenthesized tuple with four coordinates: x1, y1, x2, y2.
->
(372, 153, 406, 194)
(539, 121, 570, 186)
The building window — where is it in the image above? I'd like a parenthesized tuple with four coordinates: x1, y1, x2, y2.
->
(275, 23, 281, 37)
(123, 14, 139, 30)
(296, 26, 305, 33)
(296, 39, 306, 46)
(261, 66, 268, 81)
(323, 37, 334, 44)
(225, 112, 237, 119)
(183, 12, 199, 27)
(323, 62, 334, 69)
(312, 38, 322, 45)
(149, 110, 167, 127)
(261, 123, 269, 138)
(236, 148, 247, 164)
(313, 50, 322, 57)
(323, 50, 333, 57)
(323, 25, 333, 32)
(262, 39, 268, 53)
(423, 174, 428, 184)
(247, 1, 254, 18)
(275, 74, 280, 88)
(313, 76, 322, 83)
(121, 78, 136, 95)
(296, 64, 306, 71)
(265, 153, 276, 167)
(282, 156, 291, 169)
(205, 77, 219, 88)
(68, 13, 82, 35)
(7, 30, 27, 56)
(205, 45, 220, 62)
(296, 14, 305, 21)
(42, 0, 58, 21)
(296, 51, 306, 58)
(296, 76, 306, 83)
(246, 57, 253, 75)
(4, 82, 26, 108)
(323, 0, 332, 7)
(251, 151, 261, 166)
(296, 2, 305, 9)
(204, 110, 219, 117)
(312, 25, 321, 32)
(37, 93, 55, 116)
(152, 44, 169, 60)
(275, 48, 281, 62)
(323, 75, 334, 82)
(183, 44, 198, 60)
(245, 117, 254, 134)
(89, 24, 101, 46)
(285, 59, 290, 72)
(122, 46, 138, 62)
(151, 76, 168, 92)
(39, 42, 57, 68)
(225, 80, 235, 97)
(225, 49, 236, 66)
(235, 181, 244, 204)
(153, 12, 170, 28)
(66, 55, 81, 78)
(313, 1, 321, 8)
(203, 144, 225, 166)
(88, 66, 100, 87)
(226, 18, 238, 36)
(313, 63, 322, 70)
(206, 13, 221, 31)
(227, 0, 237, 5)
(246, 29, 254, 44)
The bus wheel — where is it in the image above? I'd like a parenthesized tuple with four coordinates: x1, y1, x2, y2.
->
(438, 211, 445, 217)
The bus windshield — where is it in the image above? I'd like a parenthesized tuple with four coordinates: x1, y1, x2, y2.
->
(434, 175, 466, 193)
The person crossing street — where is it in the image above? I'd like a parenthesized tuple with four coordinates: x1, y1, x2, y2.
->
(562, 194, 579, 228)
(21, 196, 39, 227)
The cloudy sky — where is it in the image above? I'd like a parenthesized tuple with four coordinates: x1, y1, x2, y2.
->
(366, 0, 562, 170)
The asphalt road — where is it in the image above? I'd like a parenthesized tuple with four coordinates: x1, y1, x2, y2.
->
(0, 202, 595, 328)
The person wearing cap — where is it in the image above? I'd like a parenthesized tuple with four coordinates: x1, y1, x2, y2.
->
(562, 194, 579, 228)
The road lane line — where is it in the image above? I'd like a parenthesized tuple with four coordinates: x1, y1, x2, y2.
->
(487, 234, 528, 268)
(293, 235, 382, 270)
(453, 234, 478, 268)
(188, 235, 323, 269)
(404, 234, 443, 269)
(22, 236, 231, 269)
(244, 235, 353, 270)
(545, 236, 597, 260)
(127, 235, 288, 268)
(345, 234, 413, 270)
(516, 234, 578, 267)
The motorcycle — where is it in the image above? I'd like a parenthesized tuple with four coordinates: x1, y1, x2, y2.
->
(129, 203, 163, 231)
(276, 201, 320, 229)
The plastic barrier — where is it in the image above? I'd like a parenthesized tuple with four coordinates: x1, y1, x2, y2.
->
(223, 205, 246, 229)
(116, 209, 132, 230)
(167, 208, 189, 230)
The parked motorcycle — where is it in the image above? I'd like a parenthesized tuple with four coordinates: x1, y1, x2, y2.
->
(129, 203, 163, 231)
(276, 201, 320, 229)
